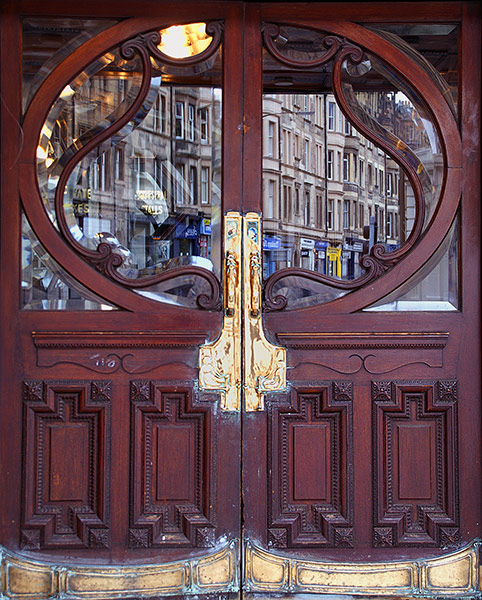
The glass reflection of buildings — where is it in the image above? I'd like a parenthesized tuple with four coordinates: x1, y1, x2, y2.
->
(64, 76, 221, 273)
(57, 76, 431, 281)
(261, 92, 430, 280)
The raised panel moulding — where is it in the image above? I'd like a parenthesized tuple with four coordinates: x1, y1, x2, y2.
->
(372, 380, 459, 547)
(129, 381, 215, 548)
(22, 381, 111, 550)
(267, 382, 353, 548)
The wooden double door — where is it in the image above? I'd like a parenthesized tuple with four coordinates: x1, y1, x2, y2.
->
(1, 1, 481, 598)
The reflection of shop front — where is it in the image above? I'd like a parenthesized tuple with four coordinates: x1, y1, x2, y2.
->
(199, 218, 212, 260)
(263, 235, 292, 277)
(174, 216, 212, 260)
(314, 240, 327, 273)
(299, 237, 315, 271)
(326, 246, 342, 277)
(174, 218, 200, 256)
(342, 239, 364, 280)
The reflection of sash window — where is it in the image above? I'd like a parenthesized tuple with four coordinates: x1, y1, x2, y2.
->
(201, 166, 209, 204)
(200, 107, 208, 143)
(189, 166, 197, 205)
(175, 101, 184, 139)
(188, 104, 195, 142)
(327, 150, 334, 180)
(175, 164, 185, 205)
(327, 199, 334, 230)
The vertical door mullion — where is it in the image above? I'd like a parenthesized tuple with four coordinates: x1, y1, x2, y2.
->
(223, 3, 245, 214)
(242, 3, 263, 214)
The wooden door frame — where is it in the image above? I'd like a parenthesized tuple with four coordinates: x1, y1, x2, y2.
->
(1, 1, 481, 599)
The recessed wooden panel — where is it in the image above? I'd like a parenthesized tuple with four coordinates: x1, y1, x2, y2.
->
(49, 424, 89, 502)
(22, 381, 111, 549)
(372, 380, 459, 547)
(293, 424, 329, 501)
(397, 423, 434, 501)
(129, 381, 215, 548)
(155, 426, 192, 502)
(267, 382, 353, 548)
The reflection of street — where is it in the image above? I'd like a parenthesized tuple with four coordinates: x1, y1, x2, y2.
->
(32, 43, 223, 307)
(261, 91, 439, 285)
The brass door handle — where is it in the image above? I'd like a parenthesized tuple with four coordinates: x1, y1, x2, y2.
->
(243, 214, 286, 411)
(225, 250, 238, 317)
(249, 251, 261, 318)
(200, 212, 286, 412)
(199, 213, 242, 411)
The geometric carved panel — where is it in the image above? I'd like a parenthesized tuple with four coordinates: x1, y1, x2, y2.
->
(267, 382, 354, 548)
(372, 380, 459, 547)
(22, 381, 111, 549)
(129, 381, 215, 548)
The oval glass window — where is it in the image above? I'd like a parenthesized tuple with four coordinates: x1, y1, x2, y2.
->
(35, 22, 223, 309)
(261, 23, 457, 311)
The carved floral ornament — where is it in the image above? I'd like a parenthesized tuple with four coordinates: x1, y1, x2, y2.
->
(20, 18, 461, 313)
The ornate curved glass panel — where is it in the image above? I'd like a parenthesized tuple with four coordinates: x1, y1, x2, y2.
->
(21, 213, 117, 310)
(261, 23, 458, 311)
(367, 24, 459, 116)
(22, 17, 120, 113)
(34, 22, 223, 309)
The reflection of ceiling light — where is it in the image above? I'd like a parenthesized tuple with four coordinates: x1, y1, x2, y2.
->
(59, 84, 75, 99)
(36, 146, 48, 160)
(36, 143, 55, 168)
(273, 77, 294, 87)
(158, 23, 212, 59)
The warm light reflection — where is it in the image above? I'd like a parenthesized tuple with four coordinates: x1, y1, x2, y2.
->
(36, 143, 54, 167)
(158, 22, 212, 59)
(59, 85, 75, 100)
(36, 146, 48, 160)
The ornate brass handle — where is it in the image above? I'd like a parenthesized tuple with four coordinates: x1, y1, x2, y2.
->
(225, 250, 238, 317)
(199, 213, 242, 411)
(199, 212, 286, 412)
(249, 251, 261, 318)
(244, 214, 286, 411)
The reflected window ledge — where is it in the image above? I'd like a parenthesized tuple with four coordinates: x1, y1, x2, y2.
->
(364, 300, 458, 312)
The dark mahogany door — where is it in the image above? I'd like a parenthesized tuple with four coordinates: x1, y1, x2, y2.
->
(241, 2, 481, 598)
(0, 3, 245, 599)
(0, 2, 480, 599)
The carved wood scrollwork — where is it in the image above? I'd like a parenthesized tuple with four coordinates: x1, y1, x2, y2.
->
(45, 23, 224, 310)
(262, 24, 433, 312)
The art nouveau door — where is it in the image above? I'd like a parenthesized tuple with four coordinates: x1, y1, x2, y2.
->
(0, 2, 480, 599)
(240, 5, 481, 596)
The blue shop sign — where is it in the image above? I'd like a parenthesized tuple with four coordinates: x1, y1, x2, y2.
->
(315, 240, 328, 250)
(263, 235, 281, 250)
(175, 222, 199, 239)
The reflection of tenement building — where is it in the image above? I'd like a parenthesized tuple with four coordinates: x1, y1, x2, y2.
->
(61, 79, 221, 272)
(262, 92, 405, 280)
